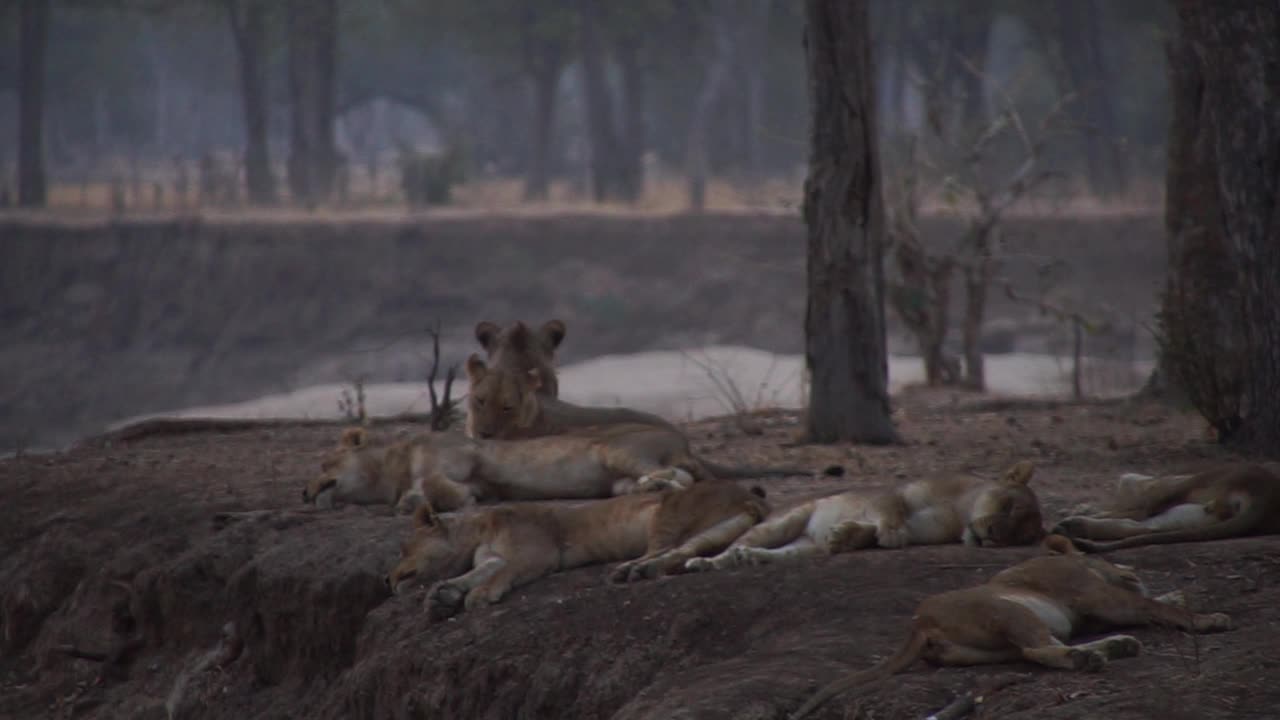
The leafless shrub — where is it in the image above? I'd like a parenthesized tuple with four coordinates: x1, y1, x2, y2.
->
(424, 322, 460, 431)
(337, 377, 367, 423)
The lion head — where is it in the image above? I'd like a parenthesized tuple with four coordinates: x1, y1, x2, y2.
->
(465, 354, 544, 439)
(964, 460, 1045, 547)
(384, 506, 472, 593)
(473, 319, 565, 398)
(303, 427, 374, 507)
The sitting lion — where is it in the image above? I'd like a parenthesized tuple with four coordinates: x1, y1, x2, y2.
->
(384, 481, 770, 619)
(304, 422, 736, 513)
(788, 539, 1233, 719)
(1053, 463, 1280, 552)
(465, 353, 674, 440)
(474, 319, 565, 398)
(465, 354, 824, 478)
(686, 461, 1044, 573)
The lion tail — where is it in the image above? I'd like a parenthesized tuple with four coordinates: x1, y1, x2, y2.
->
(788, 628, 927, 720)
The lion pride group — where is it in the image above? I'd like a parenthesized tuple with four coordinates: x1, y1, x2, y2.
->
(304, 319, 1275, 718)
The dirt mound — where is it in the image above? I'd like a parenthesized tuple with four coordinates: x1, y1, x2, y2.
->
(3, 393, 1276, 719)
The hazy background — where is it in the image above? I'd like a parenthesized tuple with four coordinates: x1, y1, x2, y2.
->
(1, 0, 1173, 451)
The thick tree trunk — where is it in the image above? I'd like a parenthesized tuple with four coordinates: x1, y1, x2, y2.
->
(1178, 2, 1280, 453)
(17, 0, 49, 208)
(577, 1, 628, 203)
(227, 0, 277, 205)
(802, 0, 899, 444)
(524, 63, 560, 202)
(1154, 32, 1242, 426)
(1054, 0, 1128, 197)
(287, 0, 338, 206)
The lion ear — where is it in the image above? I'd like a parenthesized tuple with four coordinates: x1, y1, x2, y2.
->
(475, 321, 500, 352)
(465, 353, 487, 382)
(540, 319, 566, 350)
(1042, 533, 1080, 555)
(413, 503, 442, 528)
(1002, 460, 1035, 485)
(526, 368, 543, 392)
(341, 427, 367, 448)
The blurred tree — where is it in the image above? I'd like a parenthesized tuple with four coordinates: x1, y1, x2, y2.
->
(576, 0, 630, 202)
(802, 0, 899, 444)
(1176, 1, 1280, 452)
(17, 0, 49, 207)
(286, 0, 338, 205)
(222, 0, 276, 204)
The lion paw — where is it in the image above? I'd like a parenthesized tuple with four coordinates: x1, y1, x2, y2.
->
(609, 562, 638, 584)
(875, 523, 910, 549)
(1154, 589, 1186, 607)
(314, 489, 335, 511)
(1068, 648, 1107, 672)
(1103, 635, 1143, 660)
(684, 557, 716, 573)
(426, 582, 466, 622)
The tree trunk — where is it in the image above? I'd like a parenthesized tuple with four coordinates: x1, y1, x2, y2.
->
(960, 258, 992, 391)
(287, 0, 338, 206)
(577, 0, 628, 203)
(686, 19, 732, 213)
(1154, 31, 1242, 426)
(227, 0, 277, 205)
(1177, 1, 1280, 452)
(17, 0, 49, 208)
(802, 0, 899, 445)
(524, 62, 560, 202)
(1054, 0, 1128, 197)
(739, 0, 770, 180)
(616, 37, 645, 203)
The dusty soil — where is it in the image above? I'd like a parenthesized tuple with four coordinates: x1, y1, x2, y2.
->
(1, 211, 1163, 451)
(3, 387, 1277, 720)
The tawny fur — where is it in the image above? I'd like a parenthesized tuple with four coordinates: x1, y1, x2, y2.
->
(464, 354, 824, 479)
(788, 550, 1233, 719)
(1053, 463, 1280, 552)
(474, 319, 565, 398)
(687, 461, 1044, 573)
(384, 481, 770, 619)
(302, 423, 720, 513)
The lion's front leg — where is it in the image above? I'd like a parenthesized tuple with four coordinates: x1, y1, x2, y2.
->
(426, 556, 506, 621)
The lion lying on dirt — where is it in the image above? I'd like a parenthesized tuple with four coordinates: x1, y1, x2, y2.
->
(475, 319, 565, 398)
(384, 480, 770, 618)
(788, 536, 1233, 720)
(1053, 463, 1280, 552)
(686, 461, 1045, 572)
(303, 421, 743, 513)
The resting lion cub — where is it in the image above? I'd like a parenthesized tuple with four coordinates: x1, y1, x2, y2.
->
(474, 319, 565, 398)
(1054, 463, 1280, 552)
(686, 461, 1044, 572)
(385, 481, 770, 619)
(788, 540, 1233, 719)
(303, 423, 724, 513)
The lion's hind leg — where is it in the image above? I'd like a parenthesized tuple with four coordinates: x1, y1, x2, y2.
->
(1056, 503, 1214, 541)
(612, 511, 760, 583)
(684, 503, 813, 572)
(1075, 583, 1233, 634)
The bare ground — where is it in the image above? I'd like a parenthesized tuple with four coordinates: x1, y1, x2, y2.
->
(2, 387, 1278, 719)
